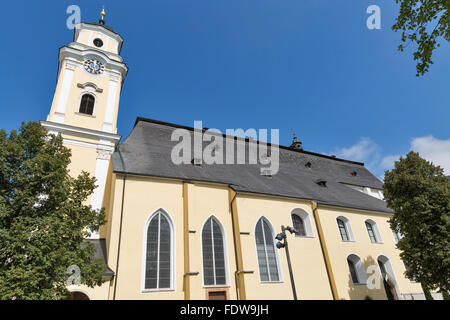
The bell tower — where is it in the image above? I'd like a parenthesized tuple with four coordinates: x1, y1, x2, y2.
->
(41, 9, 128, 238)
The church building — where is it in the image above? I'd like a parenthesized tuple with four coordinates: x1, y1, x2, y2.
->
(41, 11, 427, 300)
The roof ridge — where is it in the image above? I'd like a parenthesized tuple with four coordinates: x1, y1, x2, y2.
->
(132, 116, 365, 166)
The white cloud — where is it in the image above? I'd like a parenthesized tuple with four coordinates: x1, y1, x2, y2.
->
(331, 135, 450, 180)
(411, 136, 450, 175)
(380, 155, 401, 170)
(333, 137, 379, 163)
(332, 137, 381, 174)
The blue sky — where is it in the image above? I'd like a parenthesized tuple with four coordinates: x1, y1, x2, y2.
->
(0, 0, 449, 178)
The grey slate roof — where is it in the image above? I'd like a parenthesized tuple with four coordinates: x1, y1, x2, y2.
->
(112, 118, 392, 214)
(85, 239, 114, 278)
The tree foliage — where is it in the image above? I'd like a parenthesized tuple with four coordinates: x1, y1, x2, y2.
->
(0, 121, 106, 299)
(383, 151, 450, 293)
(393, 0, 450, 76)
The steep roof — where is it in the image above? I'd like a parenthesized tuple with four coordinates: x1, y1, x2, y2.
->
(112, 118, 391, 213)
(85, 239, 114, 278)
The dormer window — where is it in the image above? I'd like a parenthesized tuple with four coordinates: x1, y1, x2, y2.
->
(315, 179, 327, 187)
(305, 162, 312, 169)
(93, 38, 103, 48)
(79, 94, 95, 115)
(351, 171, 357, 176)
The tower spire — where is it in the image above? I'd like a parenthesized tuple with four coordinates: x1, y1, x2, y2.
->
(99, 6, 106, 25)
(289, 129, 303, 151)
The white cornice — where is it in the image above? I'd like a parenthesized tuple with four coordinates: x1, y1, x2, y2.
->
(40, 120, 121, 144)
(63, 137, 115, 152)
(59, 46, 128, 79)
(68, 42, 123, 63)
(74, 23, 124, 51)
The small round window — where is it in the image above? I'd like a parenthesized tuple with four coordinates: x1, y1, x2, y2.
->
(93, 38, 103, 48)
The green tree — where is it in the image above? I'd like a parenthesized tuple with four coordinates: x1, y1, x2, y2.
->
(0, 121, 106, 300)
(443, 290, 450, 300)
(393, 0, 450, 76)
(383, 151, 450, 296)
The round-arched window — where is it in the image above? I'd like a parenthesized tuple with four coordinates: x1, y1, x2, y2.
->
(79, 94, 95, 115)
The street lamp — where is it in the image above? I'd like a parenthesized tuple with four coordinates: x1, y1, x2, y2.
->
(275, 225, 298, 300)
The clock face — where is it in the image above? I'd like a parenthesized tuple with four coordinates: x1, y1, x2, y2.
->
(83, 59, 104, 74)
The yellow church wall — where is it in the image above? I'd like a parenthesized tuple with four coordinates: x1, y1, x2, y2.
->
(107, 175, 185, 300)
(76, 168, 428, 301)
(48, 60, 121, 133)
(64, 143, 98, 178)
(62, 143, 98, 204)
(60, 133, 101, 145)
(187, 182, 238, 300)
(234, 193, 334, 300)
(110, 84, 121, 133)
(105, 175, 125, 298)
(317, 205, 423, 300)
(62, 68, 112, 131)
(94, 174, 426, 300)
(100, 162, 116, 241)
(76, 29, 90, 45)
(48, 62, 67, 119)
(76, 29, 119, 55)
(104, 177, 240, 300)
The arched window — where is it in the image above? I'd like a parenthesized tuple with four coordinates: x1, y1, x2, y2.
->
(292, 214, 306, 236)
(202, 216, 227, 286)
(255, 217, 280, 282)
(291, 209, 314, 237)
(377, 255, 399, 299)
(347, 259, 359, 284)
(392, 228, 402, 244)
(337, 218, 349, 241)
(67, 291, 89, 300)
(79, 93, 95, 115)
(377, 255, 396, 281)
(392, 230, 400, 243)
(144, 210, 173, 290)
(365, 219, 382, 243)
(366, 222, 377, 242)
(347, 254, 367, 285)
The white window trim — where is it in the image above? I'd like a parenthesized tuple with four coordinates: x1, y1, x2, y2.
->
(392, 229, 403, 244)
(200, 215, 231, 288)
(336, 215, 355, 242)
(377, 255, 397, 284)
(67, 288, 91, 299)
(77, 89, 98, 117)
(141, 207, 176, 293)
(342, 183, 385, 201)
(291, 208, 315, 238)
(254, 216, 284, 284)
(365, 219, 383, 243)
(347, 254, 368, 285)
